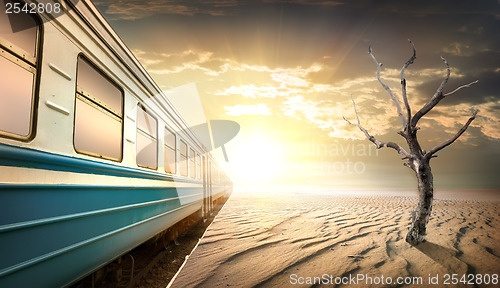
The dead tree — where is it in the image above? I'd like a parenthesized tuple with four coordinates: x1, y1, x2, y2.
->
(343, 40, 479, 245)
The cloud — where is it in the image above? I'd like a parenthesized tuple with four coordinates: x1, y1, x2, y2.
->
(134, 48, 323, 80)
(95, 0, 500, 21)
(262, 0, 344, 6)
(133, 49, 217, 75)
(367, 0, 500, 18)
(95, 0, 346, 21)
(225, 104, 271, 116)
(133, 48, 499, 144)
(271, 73, 309, 87)
(206, 58, 323, 98)
(217, 84, 295, 98)
(94, 0, 242, 20)
(279, 95, 396, 140)
(281, 95, 334, 127)
(458, 25, 484, 35)
(213, 64, 322, 98)
(422, 100, 500, 141)
(443, 42, 473, 56)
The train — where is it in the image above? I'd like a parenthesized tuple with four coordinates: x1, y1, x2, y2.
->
(0, 0, 232, 287)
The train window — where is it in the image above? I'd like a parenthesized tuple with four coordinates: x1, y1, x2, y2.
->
(179, 140, 188, 176)
(76, 58, 122, 114)
(189, 148, 195, 178)
(0, 3, 40, 140)
(74, 56, 123, 161)
(196, 153, 201, 179)
(136, 104, 158, 170)
(0, 3, 38, 57)
(164, 127, 176, 174)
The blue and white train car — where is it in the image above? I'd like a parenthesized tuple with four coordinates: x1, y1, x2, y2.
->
(0, 0, 232, 287)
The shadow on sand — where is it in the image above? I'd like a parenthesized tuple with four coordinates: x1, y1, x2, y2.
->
(414, 241, 469, 273)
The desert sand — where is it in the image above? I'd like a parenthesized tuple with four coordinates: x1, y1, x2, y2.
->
(168, 190, 499, 288)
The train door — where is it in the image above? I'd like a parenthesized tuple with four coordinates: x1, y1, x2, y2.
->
(208, 160, 213, 213)
(202, 155, 208, 219)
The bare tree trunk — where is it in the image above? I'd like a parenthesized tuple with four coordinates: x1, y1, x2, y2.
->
(344, 41, 479, 246)
(405, 158, 434, 244)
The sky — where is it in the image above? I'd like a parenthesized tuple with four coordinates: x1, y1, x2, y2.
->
(93, 0, 500, 192)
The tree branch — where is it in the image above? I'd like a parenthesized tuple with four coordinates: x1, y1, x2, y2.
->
(369, 46, 407, 129)
(344, 95, 410, 159)
(350, 93, 361, 125)
(411, 56, 450, 127)
(403, 161, 416, 172)
(443, 80, 479, 96)
(401, 39, 416, 131)
(425, 110, 479, 159)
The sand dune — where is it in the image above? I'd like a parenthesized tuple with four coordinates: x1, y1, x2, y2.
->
(169, 190, 500, 287)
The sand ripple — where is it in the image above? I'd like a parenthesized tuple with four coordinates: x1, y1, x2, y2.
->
(170, 191, 500, 288)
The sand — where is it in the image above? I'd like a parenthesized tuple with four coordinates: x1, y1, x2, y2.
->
(168, 190, 500, 288)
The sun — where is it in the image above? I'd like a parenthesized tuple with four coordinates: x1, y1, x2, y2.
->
(228, 135, 286, 186)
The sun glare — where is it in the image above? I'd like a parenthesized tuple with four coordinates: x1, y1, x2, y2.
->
(229, 136, 285, 186)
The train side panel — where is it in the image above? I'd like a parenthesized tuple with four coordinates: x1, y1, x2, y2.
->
(0, 144, 204, 287)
